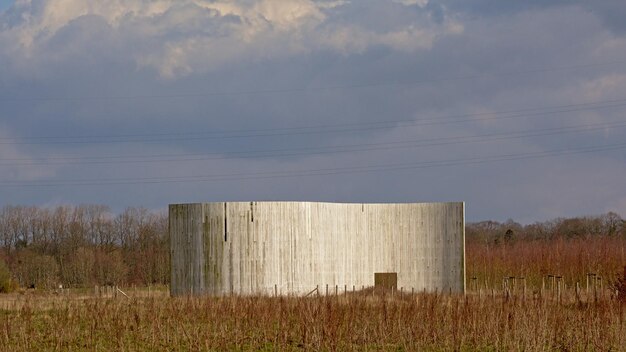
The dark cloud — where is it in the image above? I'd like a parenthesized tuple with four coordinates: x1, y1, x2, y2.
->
(0, 0, 625, 222)
(443, 0, 626, 34)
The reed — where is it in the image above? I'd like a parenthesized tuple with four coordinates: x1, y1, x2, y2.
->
(467, 235, 626, 290)
(0, 288, 624, 351)
(0, 235, 624, 351)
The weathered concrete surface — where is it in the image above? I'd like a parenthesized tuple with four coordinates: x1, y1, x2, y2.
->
(170, 201, 465, 296)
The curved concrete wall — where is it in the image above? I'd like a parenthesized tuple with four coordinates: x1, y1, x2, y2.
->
(170, 201, 465, 296)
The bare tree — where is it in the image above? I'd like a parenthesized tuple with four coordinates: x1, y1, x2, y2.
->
(94, 249, 127, 286)
(13, 249, 59, 289)
(62, 247, 95, 287)
(85, 205, 115, 249)
(0, 204, 172, 288)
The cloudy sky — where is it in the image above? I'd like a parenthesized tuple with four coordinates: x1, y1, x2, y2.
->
(1, 0, 626, 223)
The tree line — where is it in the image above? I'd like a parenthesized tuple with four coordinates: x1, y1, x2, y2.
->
(0, 203, 624, 291)
(467, 212, 625, 245)
(0, 204, 168, 289)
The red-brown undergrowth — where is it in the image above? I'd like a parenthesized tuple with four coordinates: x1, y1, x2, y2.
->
(0, 292, 624, 351)
(467, 235, 626, 290)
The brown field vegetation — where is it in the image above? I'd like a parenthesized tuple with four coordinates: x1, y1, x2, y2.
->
(0, 204, 624, 291)
(467, 235, 626, 291)
(0, 288, 624, 351)
(0, 207, 625, 350)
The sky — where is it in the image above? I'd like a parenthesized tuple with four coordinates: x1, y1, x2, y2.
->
(1, 0, 626, 223)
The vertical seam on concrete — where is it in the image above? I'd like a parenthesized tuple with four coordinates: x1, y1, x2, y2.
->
(224, 202, 228, 242)
(169, 204, 173, 295)
(462, 201, 466, 294)
(171, 201, 465, 296)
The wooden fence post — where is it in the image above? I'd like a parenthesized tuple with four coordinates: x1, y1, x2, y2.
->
(557, 278, 562, 304)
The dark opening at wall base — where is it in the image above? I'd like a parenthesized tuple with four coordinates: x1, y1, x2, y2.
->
(375, 272, 397, 290)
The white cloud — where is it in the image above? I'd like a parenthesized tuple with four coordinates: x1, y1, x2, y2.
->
(4, 1, 624, 221)
(252, 0, 326, 29)
(0, 0, 459, 78)
(392, 0, 429, 7)
(579, 74, 626, 100)
(317, 23, 447, 54)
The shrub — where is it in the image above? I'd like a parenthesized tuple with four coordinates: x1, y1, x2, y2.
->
(13, 250, 59, 289)
(613, 265, 626, 302)
(0, 258, 17, 293)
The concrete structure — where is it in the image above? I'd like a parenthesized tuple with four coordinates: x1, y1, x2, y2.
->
(170, 201, 465, 296)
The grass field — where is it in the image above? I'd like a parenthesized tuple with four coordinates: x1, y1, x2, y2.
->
(1, 236, 625, 351)
(467, 235, 626, 291)
(0, 289, 624, 351)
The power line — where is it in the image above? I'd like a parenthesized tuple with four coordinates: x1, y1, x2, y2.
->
(3, 97, 626, 145)
(2, 118, 625, 166)
(1, 59, 624, 103)
(9, 97, 626, 139)
(2, 141, 625, 187)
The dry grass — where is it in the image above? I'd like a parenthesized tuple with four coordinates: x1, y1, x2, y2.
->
(1, 236, 625, 351)
(0, 290, 625, 351)
(467, 235, 626, 290)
